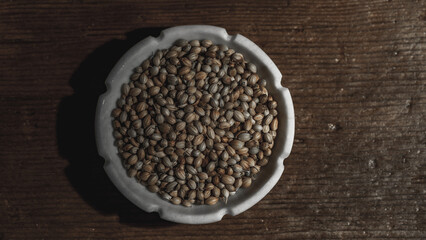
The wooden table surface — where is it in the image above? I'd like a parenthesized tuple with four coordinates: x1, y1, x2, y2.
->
(1, 0, 425, 239)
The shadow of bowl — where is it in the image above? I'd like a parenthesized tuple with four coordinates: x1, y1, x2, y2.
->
(57, 27, 178, 227)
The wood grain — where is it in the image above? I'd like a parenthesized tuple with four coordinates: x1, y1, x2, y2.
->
(1, 0, 425, 239)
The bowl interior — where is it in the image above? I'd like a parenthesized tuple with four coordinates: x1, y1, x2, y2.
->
(96, 25, 294, 224)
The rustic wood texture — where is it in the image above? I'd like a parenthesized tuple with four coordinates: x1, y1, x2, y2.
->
(1, 0, 425, 239)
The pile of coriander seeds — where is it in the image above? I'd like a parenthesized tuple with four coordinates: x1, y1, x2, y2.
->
(111, 39, 278, 207)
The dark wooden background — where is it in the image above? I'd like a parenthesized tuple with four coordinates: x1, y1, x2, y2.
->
(1, 0, 425, 239)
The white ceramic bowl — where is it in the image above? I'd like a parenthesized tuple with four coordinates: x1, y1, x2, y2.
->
(95, 25, 294, 224)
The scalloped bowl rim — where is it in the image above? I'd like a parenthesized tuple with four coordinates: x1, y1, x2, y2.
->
(95, 25, 295, 224)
